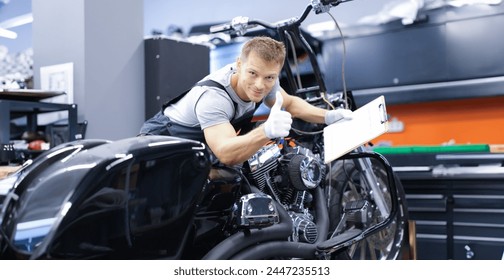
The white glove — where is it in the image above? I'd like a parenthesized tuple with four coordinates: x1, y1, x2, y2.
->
(325, 109, 353, 125)
(263, 91, 292, 139)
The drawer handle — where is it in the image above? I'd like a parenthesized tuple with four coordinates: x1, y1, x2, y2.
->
(464, 245, 475, 259)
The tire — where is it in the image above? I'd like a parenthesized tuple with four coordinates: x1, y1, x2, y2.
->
(325, 157, 408, 260)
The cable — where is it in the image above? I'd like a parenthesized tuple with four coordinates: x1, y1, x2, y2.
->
(327, 11, 349, 110)
(284, 31, 303, 89)
(292, 126, 322, 136)
(291, 9, 350, 136)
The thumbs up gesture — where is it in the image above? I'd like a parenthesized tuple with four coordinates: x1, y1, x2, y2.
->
(263, 91, 292, 139)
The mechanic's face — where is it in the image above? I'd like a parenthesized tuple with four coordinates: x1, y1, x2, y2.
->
(234, 51, 282, 103)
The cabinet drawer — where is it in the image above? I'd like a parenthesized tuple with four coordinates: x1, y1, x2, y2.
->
(415, 220, 447, 236)
(453, 194, 504, 208)
(454, 222, 504, 239)
(453, 209, 504, 224)
(406, 194, 447, 212)
(416, 236, 448, 260)
(453, 238, 504, 260)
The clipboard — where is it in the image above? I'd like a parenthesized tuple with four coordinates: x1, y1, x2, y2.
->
(324, 95, 389, 164)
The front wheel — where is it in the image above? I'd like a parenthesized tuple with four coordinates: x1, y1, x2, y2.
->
(325, 157, 408, 260)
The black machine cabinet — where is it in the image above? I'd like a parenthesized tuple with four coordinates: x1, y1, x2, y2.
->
(386, 153, 504, 260)
(144, 37, 210, 120)
(321, 4, 504, 105)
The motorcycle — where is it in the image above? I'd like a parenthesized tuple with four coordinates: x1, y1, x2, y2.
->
(0, 0, 408, 260)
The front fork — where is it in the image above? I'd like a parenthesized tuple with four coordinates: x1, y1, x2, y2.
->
(353, 146, 390, 218)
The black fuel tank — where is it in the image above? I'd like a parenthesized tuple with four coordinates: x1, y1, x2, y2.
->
(0, 136, 211, 259)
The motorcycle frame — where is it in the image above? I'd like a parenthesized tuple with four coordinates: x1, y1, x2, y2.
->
(211, 0, 400, 239)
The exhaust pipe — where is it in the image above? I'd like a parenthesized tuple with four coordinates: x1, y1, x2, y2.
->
(231, 241, 317, 259)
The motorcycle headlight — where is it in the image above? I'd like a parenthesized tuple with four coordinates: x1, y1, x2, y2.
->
(288, 154, 323, 190)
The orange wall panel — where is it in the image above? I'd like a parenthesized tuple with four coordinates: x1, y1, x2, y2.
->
(374, 96, 504, 146)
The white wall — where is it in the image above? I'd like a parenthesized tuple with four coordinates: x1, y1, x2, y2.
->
(144, 0, 393, 36)
(1, 0, 393, 56)
(32, 0, 145, 140)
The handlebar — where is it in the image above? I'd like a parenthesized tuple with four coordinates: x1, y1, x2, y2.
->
(209, 17, 256, 36)
(210, 16, 295, 37)
(210, 0, 350, 36)
(209, 0, 353, 111)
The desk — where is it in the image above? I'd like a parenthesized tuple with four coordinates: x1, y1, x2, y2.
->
(0, 165, 21, 179)
(0, 99, 78, 144)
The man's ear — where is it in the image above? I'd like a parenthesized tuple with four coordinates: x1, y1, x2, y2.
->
(236, 56, 242, 70)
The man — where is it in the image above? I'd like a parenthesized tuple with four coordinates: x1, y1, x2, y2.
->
(140, 36, 352, 166)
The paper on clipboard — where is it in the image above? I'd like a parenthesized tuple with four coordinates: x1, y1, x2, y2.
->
(324, 95, 389, 164)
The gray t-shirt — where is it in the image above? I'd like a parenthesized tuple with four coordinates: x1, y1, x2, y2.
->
(164, 63, 279, 130)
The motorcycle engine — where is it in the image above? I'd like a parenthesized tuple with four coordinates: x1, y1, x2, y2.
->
(244, 142, 325, 244)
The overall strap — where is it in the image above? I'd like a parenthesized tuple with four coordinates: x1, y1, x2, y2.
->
(161, 79, 262, 135)
(162, 79, 229, 111)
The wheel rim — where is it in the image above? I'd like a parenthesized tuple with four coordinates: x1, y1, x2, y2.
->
(326, 159, 407, 260)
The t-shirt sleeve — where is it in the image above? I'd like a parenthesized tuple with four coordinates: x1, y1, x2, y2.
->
(195, 89, 235, 130)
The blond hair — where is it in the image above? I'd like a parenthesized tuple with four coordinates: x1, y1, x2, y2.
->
(240, 36, 286, 66)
